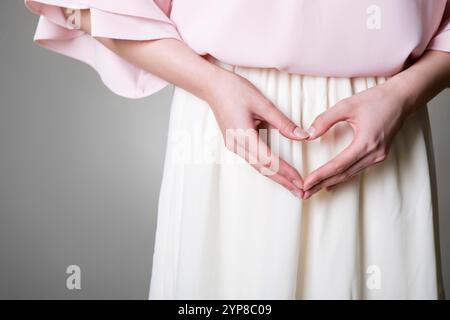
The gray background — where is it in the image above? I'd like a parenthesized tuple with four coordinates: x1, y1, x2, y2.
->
(0, 1, 449, 299)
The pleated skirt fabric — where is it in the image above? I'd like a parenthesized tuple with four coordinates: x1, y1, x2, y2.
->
(148, 57, 443, 300)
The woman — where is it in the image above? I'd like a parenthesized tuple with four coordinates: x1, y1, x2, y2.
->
(25, 0, 449, 299)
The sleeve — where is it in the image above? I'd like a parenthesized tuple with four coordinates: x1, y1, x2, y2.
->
(25, 0, 182, 99)
(427, 1, 450, 53)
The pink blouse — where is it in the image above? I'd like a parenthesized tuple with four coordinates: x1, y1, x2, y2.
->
(25, 0, 450, 99)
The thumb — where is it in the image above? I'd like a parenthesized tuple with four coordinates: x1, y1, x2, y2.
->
(263, 104, 309, 140)
(306, 103, 349, 140)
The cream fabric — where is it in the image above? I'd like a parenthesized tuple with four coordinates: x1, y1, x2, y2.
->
(149, 58, 443, 300)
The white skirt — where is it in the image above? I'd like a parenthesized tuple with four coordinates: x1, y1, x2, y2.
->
(148, 56, 443, 300)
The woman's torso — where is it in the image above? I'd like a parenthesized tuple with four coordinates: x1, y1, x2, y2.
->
(168, 0, 448, 77)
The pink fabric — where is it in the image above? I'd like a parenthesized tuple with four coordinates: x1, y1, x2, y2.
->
(25, 0, 450, 99)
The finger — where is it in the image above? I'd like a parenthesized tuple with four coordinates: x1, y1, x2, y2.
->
(260, 103, 309, 140)
(325, 151, 387, 191)
(249, 133, 304, 189)
(228, 128, 304, 193)
(228, 127, 272, 169)
(306, 152, 377, 198)
(303, 138, 365, 191)
(276, 157, 304, 189)
(302, 183, 323, 200)
(251, 162, 304, 199)
(305, 101, 351, 140)
(245, 147, 304, 198)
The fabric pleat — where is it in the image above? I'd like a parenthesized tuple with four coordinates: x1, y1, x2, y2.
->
(149, 56, 443, 300)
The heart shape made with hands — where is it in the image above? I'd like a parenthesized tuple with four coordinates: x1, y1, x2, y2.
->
(260, 116, 356, 198)
(301, 121, 356, 193)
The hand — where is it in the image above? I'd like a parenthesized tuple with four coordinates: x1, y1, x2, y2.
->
(301, 80, 413, 199)
(204, 70, 309, 198)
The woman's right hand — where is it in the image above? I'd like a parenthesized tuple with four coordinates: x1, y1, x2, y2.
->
(59, 7, 307, 197)
(203, 70, 308, 198)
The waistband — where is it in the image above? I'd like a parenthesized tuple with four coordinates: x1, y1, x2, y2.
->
(204, 54, 392, 81)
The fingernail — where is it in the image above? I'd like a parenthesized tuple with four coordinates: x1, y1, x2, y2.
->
(291, 189, 302, 199)
(306, 126, 316, 139)
(303, 191, 311, 199)
(292, 179, 303, 189)
(293, 127, 309, 139)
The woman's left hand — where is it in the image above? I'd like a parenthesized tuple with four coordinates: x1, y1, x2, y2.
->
(301, 80, 414, 199)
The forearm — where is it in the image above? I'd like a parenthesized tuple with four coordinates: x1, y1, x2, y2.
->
(68, 9, 226, 102)
(101, 37, 224, 102)
(388, 50, 450, 115)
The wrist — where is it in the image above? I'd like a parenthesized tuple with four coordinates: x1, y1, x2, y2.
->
(197, 64, 237, 106)
(386, 50, 450, 117)
(384, 70, 425, 117)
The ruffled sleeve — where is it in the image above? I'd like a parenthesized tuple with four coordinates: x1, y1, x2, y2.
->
(427, 0, 450, 52)
(25, 0, 182, 99)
